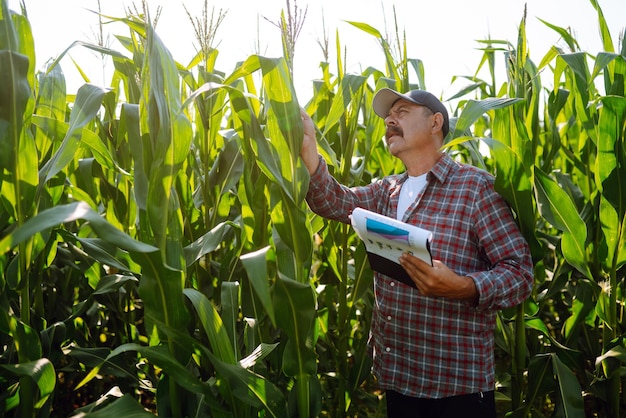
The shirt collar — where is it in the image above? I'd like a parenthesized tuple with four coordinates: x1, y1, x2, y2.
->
(428, 153, 456, 184)
(397, 153, 456, 185)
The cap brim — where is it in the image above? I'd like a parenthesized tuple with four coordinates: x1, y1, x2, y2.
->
(372, 88, 406, 118)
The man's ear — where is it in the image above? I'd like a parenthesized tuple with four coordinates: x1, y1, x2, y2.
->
(432, 112, 444, 134)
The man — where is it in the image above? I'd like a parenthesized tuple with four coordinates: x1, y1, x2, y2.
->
(300, 88, 534, 417)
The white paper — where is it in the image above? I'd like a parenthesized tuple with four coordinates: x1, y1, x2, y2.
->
(350, 207, 433, 266)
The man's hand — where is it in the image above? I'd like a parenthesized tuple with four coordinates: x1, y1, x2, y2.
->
(300, 108, 320, 174)
(399, 252, 478, 305)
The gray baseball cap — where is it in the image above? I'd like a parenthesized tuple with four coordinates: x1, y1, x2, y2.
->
(372, 88, 449, 137)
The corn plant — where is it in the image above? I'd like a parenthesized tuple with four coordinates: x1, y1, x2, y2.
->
(1, 0, 626, 417)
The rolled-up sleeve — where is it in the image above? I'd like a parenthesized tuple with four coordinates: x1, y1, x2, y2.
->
(306, 156, 391, 223)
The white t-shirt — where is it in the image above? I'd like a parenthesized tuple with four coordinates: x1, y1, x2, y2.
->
(397, 174, 427, 220)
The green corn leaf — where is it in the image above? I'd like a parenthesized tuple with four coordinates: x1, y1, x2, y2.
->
(595, 285, 614, 329)
(39, 84, 109, 183)
(36, 62, 67, 121)
(596, 96, 626, 270)
(143, 25, 191, 169)
(226, 55, 309, 204)
(0, 50, 29, 170)
(260, 56, 309, 204)
(0, 49, 37, 221)
(334, 30, 345, 80)
(31, 115, 124, 173)
(523, 352, 584, 418)
(0, 358, 55, 409)
(124, 103, 148, 209)
(323, 73, 367, 136)
(273, 274, 317, 378)
(93, 274, 138, 295)
(70, 236, 136, 273)
(563, 293, 594, 340)
(104, 343, 210, 396)
(34, 62, 66, 168)
(206, 134, 245, 203)
(140, 23, 192, 253)
(238, 163, 271, 250)
(560, 53, 590, 84)
(68, 346, 142, 384)
(216, 75, 312, 277)
(596, 345, 626, 367)
(269, 185, 312, 275)
(134, 250, 190, 360)
(538, 46, 562, 75)
(213, 80, 292, 202)
(0, 0, 19, 51)
(184, 221, 233, 267)
(524, 354, 554, 415)
(477, 137, 543, 262)
(184, 288, 237, 364)
(409, 58, 426, 90)
(239, 342, 280, 370)
(221, 281, 240, 360)
(589, 0, 615, 53)
(9, 5, 35, 85)
(45, 40, 127, 78)
(534, 168, 591, 278)
(214, 348, 288, 416)
(350, 241, 374, 305)
(69, 393, 155, 418)
(0, 310, 41, 362)
(347, 332, 373, 392)
(525, 318, 575, 352)
(346, 21, 399, 84)
(345, 21, 382, 38)
(538, 18, 581, 52)
(0, 201, 157, 254)
(559, 53, 595, 138)
(156, 319, 287, 417)
(552, 353, 585, 418)
(240, 246, 276, 326)
(591, 52, 619, 81)
(453, 98, 523, 138)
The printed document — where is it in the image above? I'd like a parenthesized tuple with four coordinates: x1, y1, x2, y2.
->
(350, 207, 433, 287)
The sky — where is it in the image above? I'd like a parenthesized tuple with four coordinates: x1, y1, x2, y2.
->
(8, 0, 626, 102)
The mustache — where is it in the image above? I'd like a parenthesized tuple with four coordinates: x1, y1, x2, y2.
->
(385, 126, 402, 139)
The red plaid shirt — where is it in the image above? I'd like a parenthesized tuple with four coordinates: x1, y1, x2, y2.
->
(306, 153, 533, 398)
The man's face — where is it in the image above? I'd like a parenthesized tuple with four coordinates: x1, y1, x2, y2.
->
(384, 99, 435, 158)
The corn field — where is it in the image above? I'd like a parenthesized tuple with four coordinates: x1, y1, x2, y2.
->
(1, 0, 625, 416)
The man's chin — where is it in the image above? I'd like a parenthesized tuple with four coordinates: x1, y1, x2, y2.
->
(386, 144, 400, 156)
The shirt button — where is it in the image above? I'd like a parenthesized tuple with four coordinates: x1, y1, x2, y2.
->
(387, 315, 392, 320)
(385, 347, 391, 352)
(390, 282, 395, 287)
